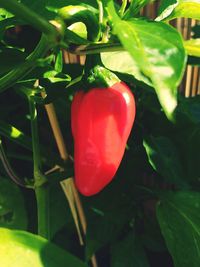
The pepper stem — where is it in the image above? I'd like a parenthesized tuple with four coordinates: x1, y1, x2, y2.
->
(87, 65, 120, 88)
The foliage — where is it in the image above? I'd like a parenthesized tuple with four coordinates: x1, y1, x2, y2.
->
(0, 0, 199, 266)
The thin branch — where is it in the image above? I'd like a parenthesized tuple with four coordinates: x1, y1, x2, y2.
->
(0, 138, 29, 188)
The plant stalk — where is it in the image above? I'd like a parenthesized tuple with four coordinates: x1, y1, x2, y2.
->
(119, 0, 128, 17)
(29, 97, 50, 239)
(0, 0, 58, 38)
(0, 35, 50, 93)
(68, 42, 123, 55)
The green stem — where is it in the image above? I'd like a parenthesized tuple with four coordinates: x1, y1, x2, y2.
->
(119, 0, 128, 17)
(88, 65, 120, 87)
(97, 0, 104, 24)
(35, 184, 50, 239)
(0, 138, 28, 188)
(106, 0, 120, 21)
(0, 0, 58, 39)
(29, 99, 41, 173)
(29, 97, 50, 240)
(68, 42, 123, 55)
(0, 34, 50, 93)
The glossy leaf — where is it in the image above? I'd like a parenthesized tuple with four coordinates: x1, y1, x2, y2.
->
(0, 8, 13, 21)
(111, 232, 150, 267)
(0, 178, 27, 230)
(157, 0, 179, 21)
(184, 39, 200, 57)
(143, 136, 186, 185)
(55, 50, 63, 73)
(157, 191, 200, 267)
(0, 227, 88, 267)
(68, 22, 87, 39)
(104, 5, 186, 120)
(101, 51, 152, 87)
(157, 0, 200, 21)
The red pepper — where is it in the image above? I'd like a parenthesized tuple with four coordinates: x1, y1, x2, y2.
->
(71, 74, 136, 196)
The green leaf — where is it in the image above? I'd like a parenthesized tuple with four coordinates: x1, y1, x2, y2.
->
(46, 0, 98, 13)
(48, 173, 74, 239)
(192, 24, 200, 38)
(111, 232, 150, 267)
(68, 22, 87, 39)
(157, 0, 200, 21)
(156, 191, 200, 267)
(21, 0, 54, 19)
(124, 0, 152, 18)
(0, 48, 26, 76)
(177, 95, 200, 125)
(157, 0, 178, 21)
(184, 39, 200, 57)
(188, 56, 200, 65)
(0, 227, 88, 267)
(101, 51, 152, 87)
(176, 125, 200, 183)
(0, 178, 27, 230)
(43, 70, 71, 83)
(0, 120, 32, 151)
(0, 8, 13, 21)
(85, 186, 134, 260)
(55, 50, 63, 73)
(105, 5, 186, 120)
(0, 120, 61, 168)
(0, 17, 23, 39)
(143, 136, 186, 186)
(186, 128, 200, 182)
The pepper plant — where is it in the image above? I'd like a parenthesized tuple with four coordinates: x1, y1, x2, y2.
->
(0, 0, 200, 266)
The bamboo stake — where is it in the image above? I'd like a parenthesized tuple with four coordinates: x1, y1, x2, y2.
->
(191, 66, 199, 97)
(71, 180, 98, 267)
(185, 65, 193, 97)
(41, 92, 68, 161)
(60, 179, 84, 245)
(42, 94, 98, 267)
(198, 73, 200, 95)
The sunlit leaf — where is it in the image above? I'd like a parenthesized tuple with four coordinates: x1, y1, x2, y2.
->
(0, 227, 88, 267)
(0, 120, 32, 151)
(103, 3, 186, 120)
(184, 39, 200, 57)
(157, 0, 200, 21)
(101, 51, 152, 86)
